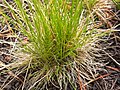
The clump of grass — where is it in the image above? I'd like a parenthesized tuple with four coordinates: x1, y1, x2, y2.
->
(0, 0, 106, 90)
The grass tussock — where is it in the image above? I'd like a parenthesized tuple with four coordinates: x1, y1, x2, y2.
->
(0, 0, 108, 90)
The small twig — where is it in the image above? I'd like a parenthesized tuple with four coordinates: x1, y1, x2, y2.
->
(75, 67, 86, 90)
(84, 73, 111, 86)
(96, 29, 120, 32)
(8, 71, 23, 83)
(110, 78, 118, 90)
(106, 66, 120, 72)
(28, 70, 51, 90)
(77, 72, 86, 90)
(102, 50, 120, 66)
(22, 58, 32, 90)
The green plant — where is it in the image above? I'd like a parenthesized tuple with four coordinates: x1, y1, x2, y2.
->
(0, 0, 106, 90)
(112, 0, 120, 9)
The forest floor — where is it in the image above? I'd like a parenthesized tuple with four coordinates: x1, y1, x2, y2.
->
(0, 0, 120, 90)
